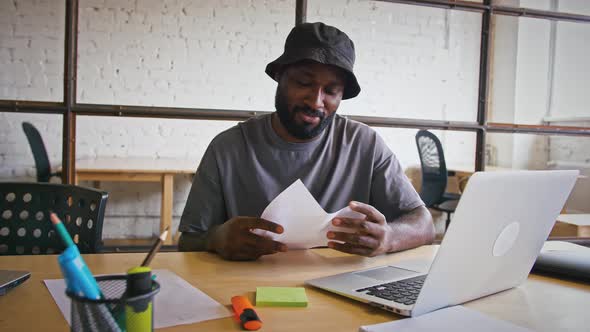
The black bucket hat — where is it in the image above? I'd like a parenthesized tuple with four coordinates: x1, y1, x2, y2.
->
(265, 22, 361, 100)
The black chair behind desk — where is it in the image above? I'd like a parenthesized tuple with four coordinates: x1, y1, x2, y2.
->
(22, 122, 61, 183)
(415, 129, 461, 231)
(0, 182, 108, 255)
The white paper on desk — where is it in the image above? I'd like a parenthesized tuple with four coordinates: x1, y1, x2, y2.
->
(255, 179, 365, 249)
(359, 306, 533, 332)
(43, 269, 231, 328)
(542, 240, 590, 253)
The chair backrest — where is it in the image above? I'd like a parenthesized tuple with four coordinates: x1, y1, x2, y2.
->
(415, 130, 448, 207)
(0, 182, 108, 255)
(22, 122, 52, 182)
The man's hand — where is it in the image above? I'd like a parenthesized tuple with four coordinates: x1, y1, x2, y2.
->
(208, 216, 287, 261)
(327, 202, 434, 257)
(327, 201, 392, 257)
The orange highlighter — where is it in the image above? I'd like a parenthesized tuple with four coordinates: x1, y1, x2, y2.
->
(231, 296, 262, 331)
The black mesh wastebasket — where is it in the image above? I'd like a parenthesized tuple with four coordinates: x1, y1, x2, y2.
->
(66, 275, 160, 332)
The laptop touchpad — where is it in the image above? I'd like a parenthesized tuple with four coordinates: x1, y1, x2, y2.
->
(354, 266, 419, 281)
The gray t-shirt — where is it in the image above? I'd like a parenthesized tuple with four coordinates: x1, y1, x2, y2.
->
(179, 113, 423, 235)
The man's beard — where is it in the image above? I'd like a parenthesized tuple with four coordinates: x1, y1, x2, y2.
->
(275, 87, 335, 140)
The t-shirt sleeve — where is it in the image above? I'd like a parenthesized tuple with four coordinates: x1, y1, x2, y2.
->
(178, 144, 227, 234)
(370, 133, 424, 221)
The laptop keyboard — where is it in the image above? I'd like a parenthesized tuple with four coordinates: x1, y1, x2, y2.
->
(356, 275, 426, 306)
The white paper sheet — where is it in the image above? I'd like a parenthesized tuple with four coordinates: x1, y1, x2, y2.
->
(359, 306, 533, 332)
(44, 269, 231, 329)
(255, 179, 365, 249)
(542, 240, 590, 253)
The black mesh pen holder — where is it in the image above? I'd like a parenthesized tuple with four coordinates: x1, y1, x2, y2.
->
(66, 275, 160, 332)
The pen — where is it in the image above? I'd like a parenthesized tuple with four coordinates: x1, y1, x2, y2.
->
(231, 296, 262, 331)
(141, 226, 169, 267)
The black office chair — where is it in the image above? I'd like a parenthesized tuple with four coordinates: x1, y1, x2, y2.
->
(415, 130, 461, 231)
(22, 122, 61, 182)
(0, 182, 108, 255)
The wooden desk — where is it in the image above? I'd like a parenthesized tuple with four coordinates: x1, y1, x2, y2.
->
(1, 247, 589, 331)
(74, 157, 197, 244)
(551, 214, 590, 237)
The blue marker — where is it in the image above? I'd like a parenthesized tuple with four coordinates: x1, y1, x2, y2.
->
(51, 212, 102, 300)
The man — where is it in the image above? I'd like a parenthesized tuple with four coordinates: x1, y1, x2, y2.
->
(178, 22, 434, 260)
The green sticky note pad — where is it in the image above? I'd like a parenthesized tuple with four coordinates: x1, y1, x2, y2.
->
(256, 287, 308, 307)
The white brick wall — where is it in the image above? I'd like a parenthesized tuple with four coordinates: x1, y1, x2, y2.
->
(5, 0, 586, 238)
(77, 0, 293, 109)
(308, 0, 482, 121)
(0, 0, 65, 101)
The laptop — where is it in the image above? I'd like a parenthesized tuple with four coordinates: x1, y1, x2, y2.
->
(0, 270, 31, 295)
(306, 170, 579, 317)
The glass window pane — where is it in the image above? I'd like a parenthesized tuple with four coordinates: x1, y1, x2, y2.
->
(0, 113, 63, 181)
(77, 0, 295, 110)
(76, 116, 237, 240)
(374, 127, 476, 235)
(0, 0, 65, 101)
(550, 20, 590, 123)
(375, 127, 476, 174)
(489, 15, 590, 127)
(487, 132, 590, 216)
(494, 0, 590, 16)
(307, 0, 482, 121)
